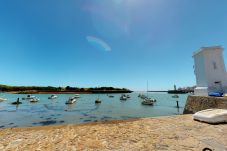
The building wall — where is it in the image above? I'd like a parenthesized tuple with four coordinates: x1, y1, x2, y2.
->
(204, 49, 227, 92)
(193, 46, 227, 95)
(194, 52, 207, 87)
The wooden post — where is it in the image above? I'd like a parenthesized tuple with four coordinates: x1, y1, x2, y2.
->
(176, 100, 179, 108)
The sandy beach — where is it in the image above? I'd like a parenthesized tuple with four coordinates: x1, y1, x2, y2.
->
(0, 114, 226, 151)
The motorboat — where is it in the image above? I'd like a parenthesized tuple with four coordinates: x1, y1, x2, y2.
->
(48, 95, 58, 99)
(74, 94, 80, 98)
(109, 95, 114, 98)
(120, 94, 127, 100)
(30, 97, 39, 103)
(141, 99, 154, 106)
(0, 97, 7, 102)
(140, 95, 146, 99)
(126, 95, 130, 98)
(172, 94, 179, 98)
(95, 98, 102, 104)
(65, 97, 77, 104)
(22, 95, 36, 100)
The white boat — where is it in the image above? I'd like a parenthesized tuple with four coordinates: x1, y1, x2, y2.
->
(141, 99, 154, 105)
(65, 97, 77, 104)
(145, 97, 156, 102)
(30, 97, 39, 103)
(0, 97, 7, 102)
(48, 95, 58, 99)
(140, 95, 146, 99)
(193, 109, 227, 124)
(22, 95, 36, 100)
(172, 94, 179, 98)
(141, 81, 157, 104)
(74, 94, 80, 98)
(120, 94, 127, 100)
(95, 98, 101, 104)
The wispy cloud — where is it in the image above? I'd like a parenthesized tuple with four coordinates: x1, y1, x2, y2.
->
(86, 36, 111, 51)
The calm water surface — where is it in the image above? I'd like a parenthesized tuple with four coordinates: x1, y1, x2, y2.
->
(0, 92, 188, 128)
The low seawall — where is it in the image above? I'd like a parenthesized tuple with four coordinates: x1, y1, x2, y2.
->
(183, 95, 227, 114)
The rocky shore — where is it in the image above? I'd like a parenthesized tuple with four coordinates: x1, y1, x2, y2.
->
(0, 115, 226, 150)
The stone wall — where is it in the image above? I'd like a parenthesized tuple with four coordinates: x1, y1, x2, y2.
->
(183, 95, 227, 114)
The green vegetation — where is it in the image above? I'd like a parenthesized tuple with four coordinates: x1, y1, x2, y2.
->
(0, 84, 132, 94)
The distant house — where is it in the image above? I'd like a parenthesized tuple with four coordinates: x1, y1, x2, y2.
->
(193, 46, 227, 96)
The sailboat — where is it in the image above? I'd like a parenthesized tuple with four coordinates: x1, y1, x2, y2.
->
(141, 81, 155, 105)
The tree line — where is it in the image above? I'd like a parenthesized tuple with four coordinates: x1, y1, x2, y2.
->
(0, 84, 131, 92)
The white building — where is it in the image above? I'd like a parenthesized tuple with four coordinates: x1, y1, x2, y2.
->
(193, 46, 227, 96)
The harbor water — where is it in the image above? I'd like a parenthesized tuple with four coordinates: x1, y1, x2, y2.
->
(0, 92, 188, 128)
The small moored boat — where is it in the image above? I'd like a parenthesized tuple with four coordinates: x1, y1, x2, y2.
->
(48, 95, 58, 99)
(145, 97, 156, 102)
(65, 97, 77, 104)
(120, 94, 127, 100)
(140, 95, 146, 99)
(141, 99, 154, 106)
(22, 95, 36, 100)
(0, 97, 7, 102)
(172, 94, 179, 98)
(95, 98, 102, 104)
(74, 94, 80, 98)
(30, 97, 39, 103)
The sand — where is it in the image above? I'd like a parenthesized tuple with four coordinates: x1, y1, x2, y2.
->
(0, 115, 227, 151)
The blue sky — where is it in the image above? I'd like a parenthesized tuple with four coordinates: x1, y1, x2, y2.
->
(1, 0, 227, 91)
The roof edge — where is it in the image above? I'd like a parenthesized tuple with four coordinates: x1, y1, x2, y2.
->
(193, 46, 224, 57)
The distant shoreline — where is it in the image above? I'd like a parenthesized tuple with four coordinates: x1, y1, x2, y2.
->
(0, 84, 133, 94)
(5, 90, 133, 94)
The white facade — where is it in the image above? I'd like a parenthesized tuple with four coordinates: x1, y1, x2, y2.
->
(193, 46, 227, 96)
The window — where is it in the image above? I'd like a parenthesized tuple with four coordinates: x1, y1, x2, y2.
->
(213, 62, 217, 70)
